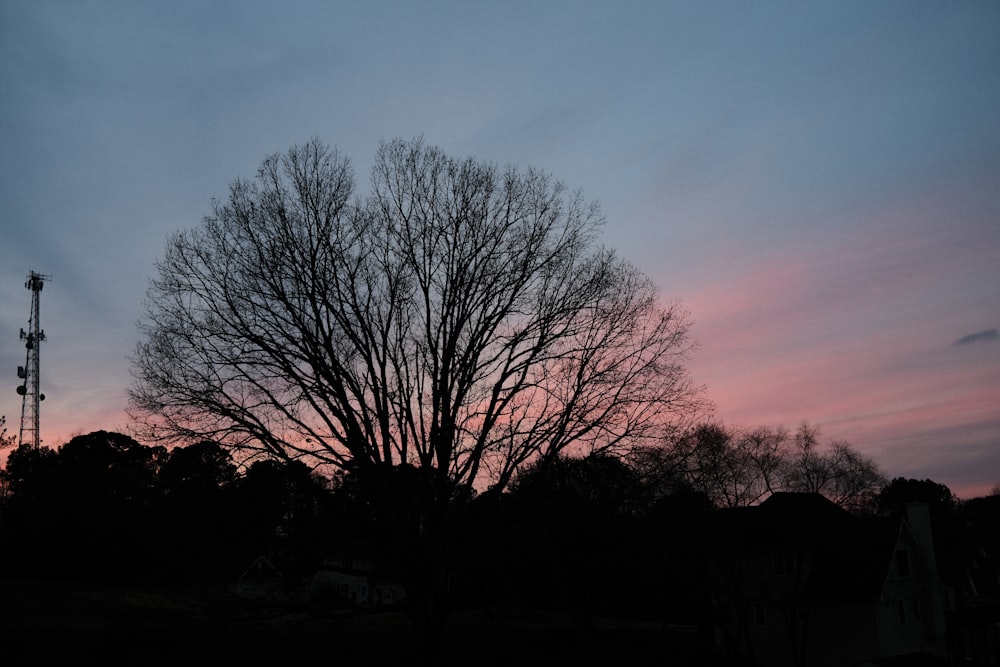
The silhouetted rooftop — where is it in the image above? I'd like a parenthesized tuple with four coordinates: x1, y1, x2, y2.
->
(709, 492, 905, 603)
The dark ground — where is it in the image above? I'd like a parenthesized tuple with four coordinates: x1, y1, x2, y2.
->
(0, 579, 719, 666)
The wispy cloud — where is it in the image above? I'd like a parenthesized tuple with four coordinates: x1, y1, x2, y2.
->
(954, 329, 999, 346)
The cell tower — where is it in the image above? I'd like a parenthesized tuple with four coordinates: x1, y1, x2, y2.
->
(16, 271, 50, 449)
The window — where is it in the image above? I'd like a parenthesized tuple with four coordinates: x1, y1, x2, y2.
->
(896, 550, 911, 577)
(897, 599, 907, 624)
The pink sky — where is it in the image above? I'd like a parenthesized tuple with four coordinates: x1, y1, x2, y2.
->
(673, 183, 999, 498)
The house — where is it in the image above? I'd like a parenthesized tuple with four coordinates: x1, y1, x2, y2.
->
(230, 554, 292, 601)
(705, 493, 947, 667)
(309, 554, 371, 605)
(936, 495, 1000, 665)
(308, 552, 408, 608)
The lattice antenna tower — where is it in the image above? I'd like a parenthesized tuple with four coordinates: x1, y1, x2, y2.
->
(16, 271, 50, 449)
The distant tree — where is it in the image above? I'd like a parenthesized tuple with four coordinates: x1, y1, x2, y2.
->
(876, 477, 957, 518)
(149, 440, 244, 582)
(2, 431, 165, 580)
(960, 494, 1000, 544)
(0, 416, 15, 500)
(647, 421, 885, 512)
(682, 423, 788, 508)
(504, 453, 646, 617)
(231, 458, 337, 575)
(0, 443, 59, 573)
(56, 430, 165, 502)
(0, 414, 15, 450)
(160, 439, 236, 493)
(0, 416, 12, 500)
(1, 430, 339, 584)
(1, 442, 58, 500)
(509, 452, 647, 515)
(128, 138, 703, 648)
(781, 423, 886, 513)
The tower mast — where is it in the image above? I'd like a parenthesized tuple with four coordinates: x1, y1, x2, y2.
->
(16, 271, 49, 449)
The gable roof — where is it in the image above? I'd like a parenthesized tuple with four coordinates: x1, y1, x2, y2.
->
(238, 554, 282, 581)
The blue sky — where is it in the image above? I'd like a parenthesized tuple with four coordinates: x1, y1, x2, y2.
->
(1, 1, 998, 496)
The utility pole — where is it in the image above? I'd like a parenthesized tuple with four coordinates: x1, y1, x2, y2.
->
(16, 271, 50, 449)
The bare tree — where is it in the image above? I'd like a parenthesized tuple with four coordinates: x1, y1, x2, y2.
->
(130, 137, 700, 492)
(655, 421, 885, 511)
(678, 423, 787, 508)
(778, 423, 886, 512)
(129, 138, 703, 647)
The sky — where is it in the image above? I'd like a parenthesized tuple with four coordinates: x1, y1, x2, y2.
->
(1, 1, 998, 498)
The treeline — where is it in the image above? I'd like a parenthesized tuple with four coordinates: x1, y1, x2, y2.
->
(1, 426, 995, 623)
(472, 455, 1000, 624)
(0, 431, 339, 584)
(635, 422, 887, 512)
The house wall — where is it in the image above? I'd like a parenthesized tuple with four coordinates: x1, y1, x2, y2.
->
(876, 590, 929, 657)
(879, 521, 948, 658)
(711, 549, 817, 667)
(706, 496, 949, 666)
(309, 569, 369, 604)
(735, 596, 800, 667)
(371, 579, 407, 607)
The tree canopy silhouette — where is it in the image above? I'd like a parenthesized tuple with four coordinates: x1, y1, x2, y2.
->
(2, 432, 163, 580)
(0, 431, 337, 583)
(876, 477, 957, 517)
(128, 138, 703, 658)
(129, 137, 702, 497)
(637, 421, 886, 512)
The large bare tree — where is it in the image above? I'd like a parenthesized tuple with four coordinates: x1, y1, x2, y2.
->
(129, 137, 701, 501)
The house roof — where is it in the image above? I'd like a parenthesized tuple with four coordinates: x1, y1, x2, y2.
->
(708, 493, 852, 550)
(708, 492, 904, 603)
(238, 554, 282, 581)
(760, 491, 852, 521)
